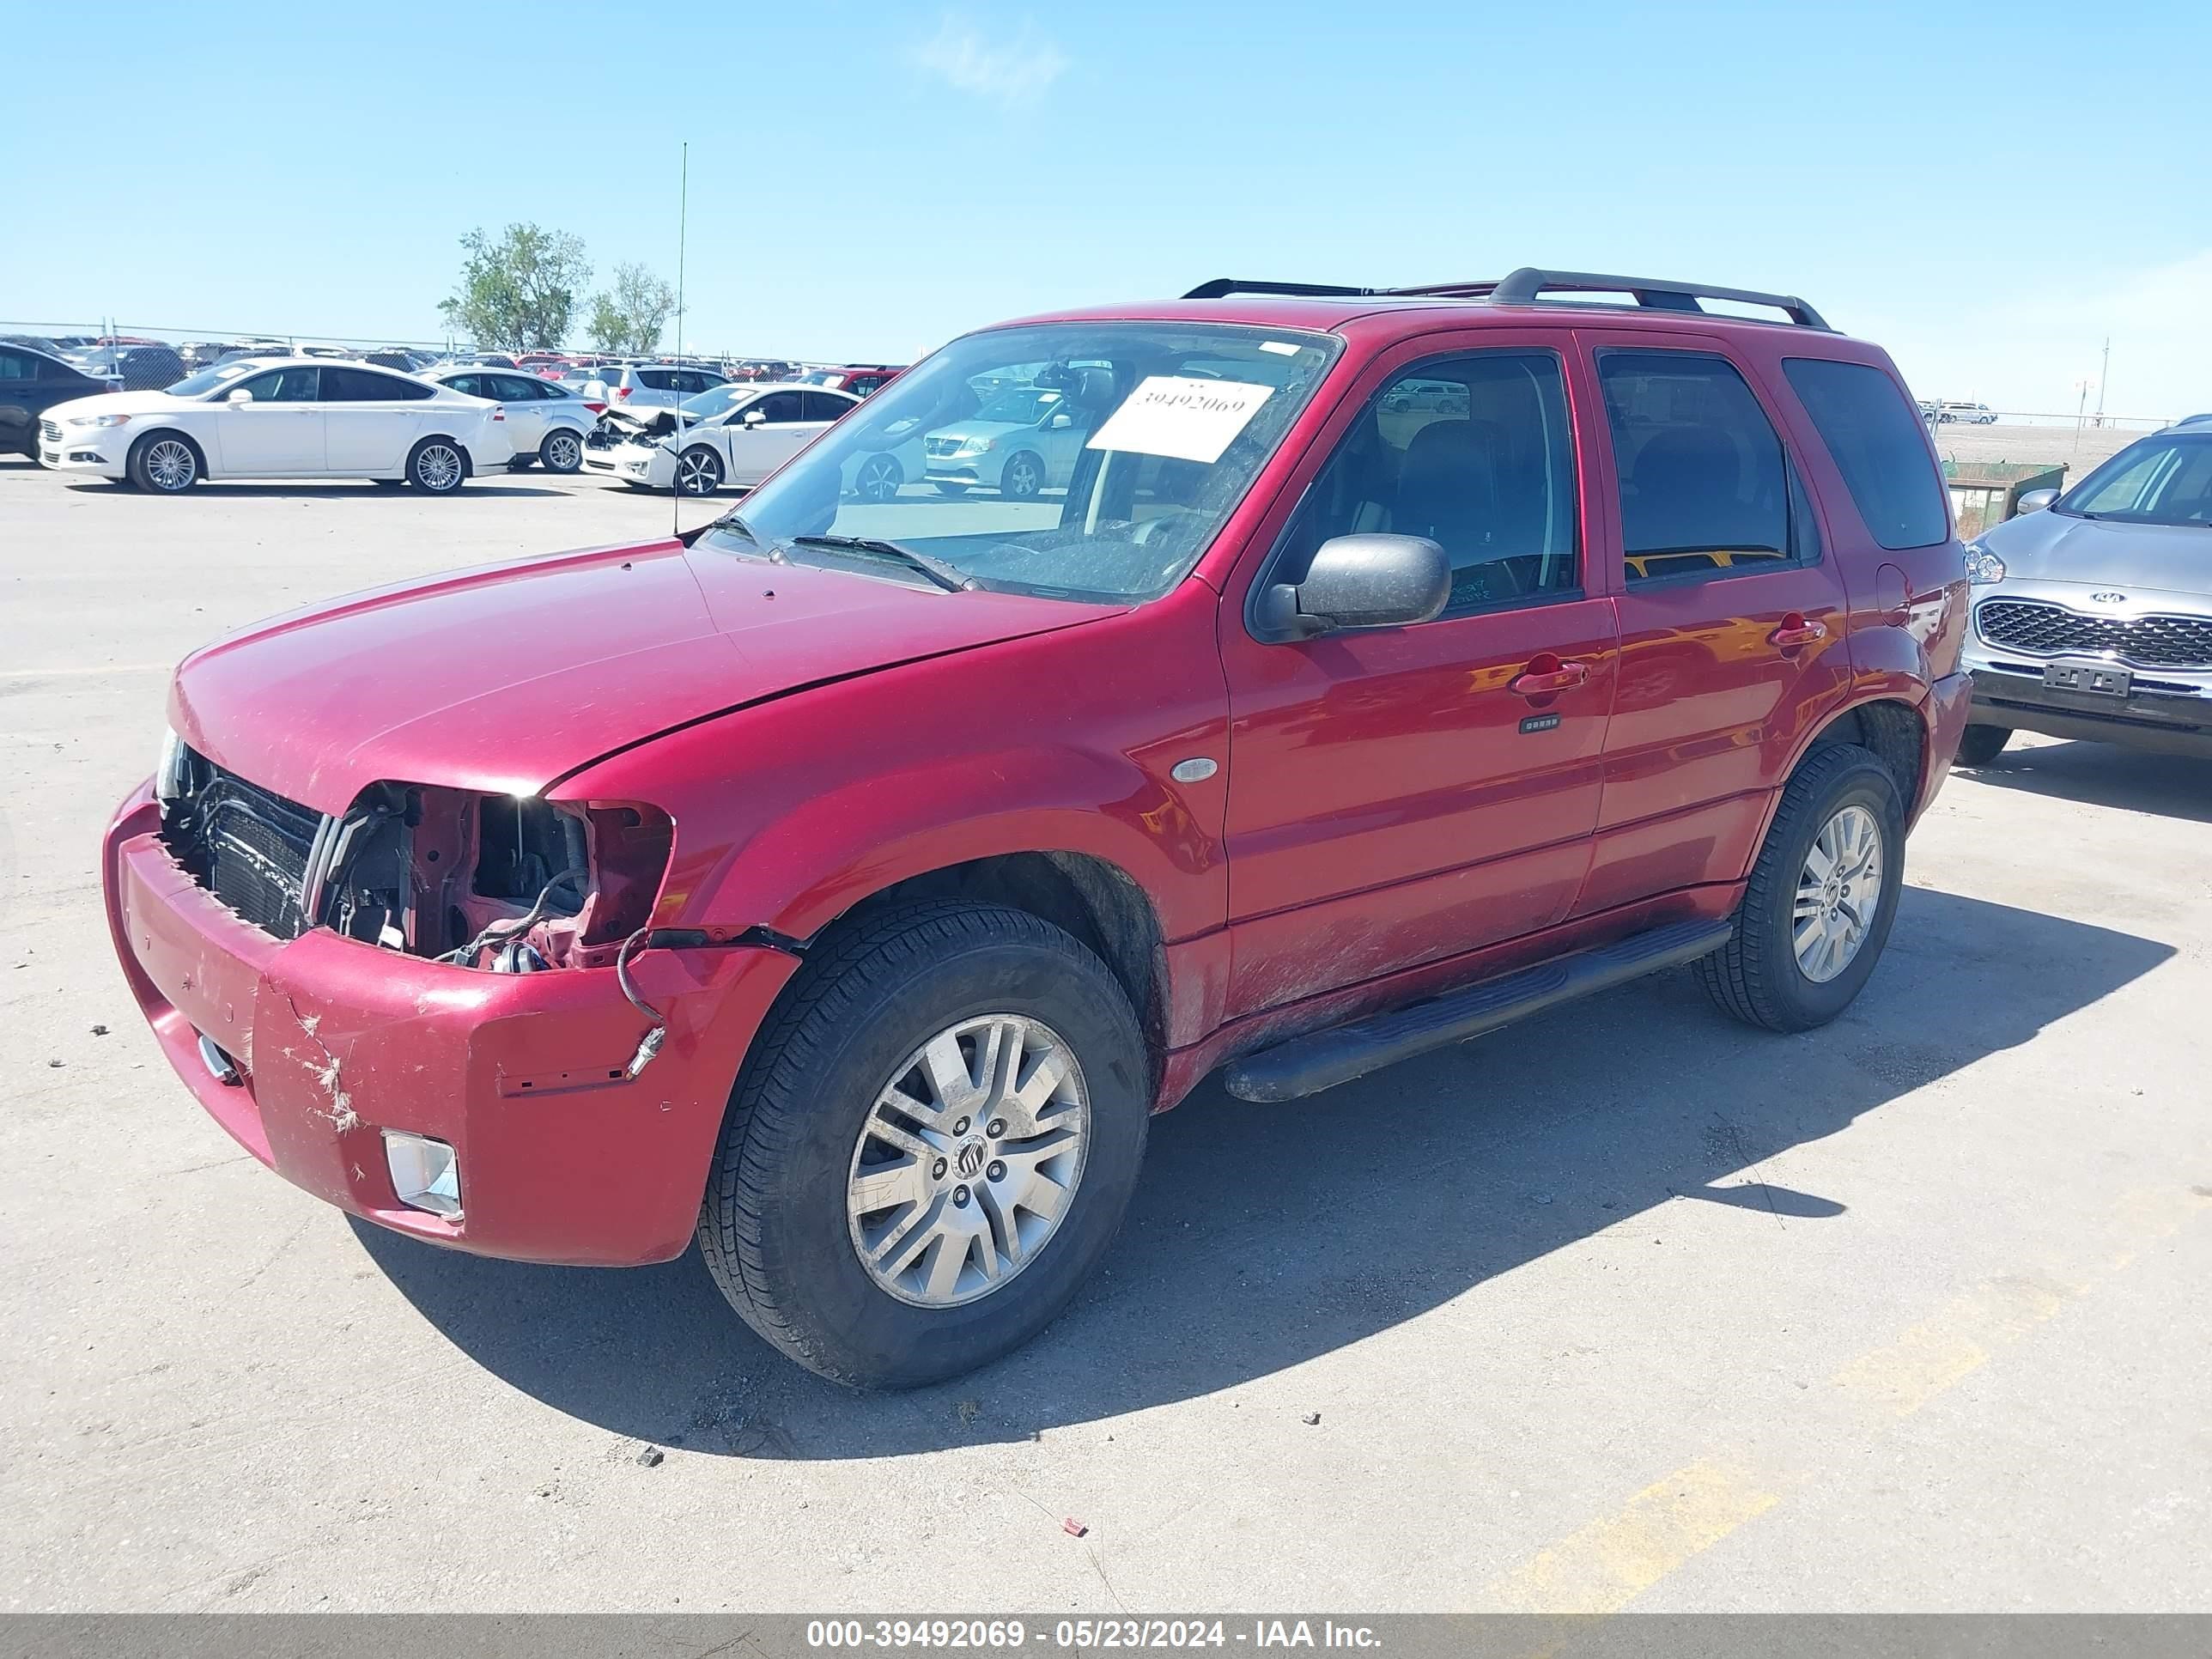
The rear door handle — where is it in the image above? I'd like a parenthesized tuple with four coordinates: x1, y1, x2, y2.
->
(1509, 656, 1590, 696)
(1770, 613, 1828, 647)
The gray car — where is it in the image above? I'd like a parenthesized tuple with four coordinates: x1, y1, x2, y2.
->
(1958, 416, 2212, 762)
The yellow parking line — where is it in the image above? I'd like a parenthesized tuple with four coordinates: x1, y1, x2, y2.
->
(1482, 1459, 1781, 1615)
(1484, 1185, 2210, 1620)
(1831, 1185, 2210, 1417)
(1830, 1273, 2079, 1416)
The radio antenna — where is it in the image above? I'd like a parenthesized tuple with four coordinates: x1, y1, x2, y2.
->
(672, 138, 688, 539)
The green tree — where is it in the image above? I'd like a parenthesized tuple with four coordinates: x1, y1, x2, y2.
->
(438, 223, 590, 352)
(586, 263, 678, 355)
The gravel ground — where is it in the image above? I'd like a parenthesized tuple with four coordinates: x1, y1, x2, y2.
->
(3, 455, 2209, 1613)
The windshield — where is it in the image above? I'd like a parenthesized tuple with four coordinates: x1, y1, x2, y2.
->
(2057, 434, 2212, 527)
(703, 321, 1341, 601)
(167, 361, 264, 398)
(677, 384, 748, 419)
(969, 387, 1066, 425)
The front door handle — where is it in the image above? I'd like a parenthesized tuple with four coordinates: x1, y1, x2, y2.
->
(1510, 654, 1590, 697)
(1770, 612, 1828, 647)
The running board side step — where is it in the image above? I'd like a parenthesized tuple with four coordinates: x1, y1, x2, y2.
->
(1221, 916, 1735, 1103)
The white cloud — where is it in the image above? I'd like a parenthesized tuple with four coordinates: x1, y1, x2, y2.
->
(915, 14, 1068, 109)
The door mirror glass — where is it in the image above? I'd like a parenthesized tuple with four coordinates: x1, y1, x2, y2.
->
(1255, 534, 1450, 640)
(2014, 487, 2058, 514)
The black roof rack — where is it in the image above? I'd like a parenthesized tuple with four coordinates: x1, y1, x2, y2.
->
(1182, 278, 1386, 301)
(1182, 267, 1831, 331)
(1483, 269, 1831, 330)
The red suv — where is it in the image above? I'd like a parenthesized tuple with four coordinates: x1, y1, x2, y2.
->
(103, 269, 1970, 1388)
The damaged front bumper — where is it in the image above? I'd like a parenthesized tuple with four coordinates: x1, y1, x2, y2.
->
(102, 781, 802, 1266)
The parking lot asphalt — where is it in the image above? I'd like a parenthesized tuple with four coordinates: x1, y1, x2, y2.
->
(3, 453, 2209, 1613)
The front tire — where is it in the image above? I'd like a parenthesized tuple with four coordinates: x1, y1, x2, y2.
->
(675, 445, 723, 495)
(1000, 450, 1045, 500)
(1698, 744, 1905, 1033)
(698, 901, 1149, 1389)
(407, 437, 467, 494)
(127, 432, 200, 493)
(854, 452, 902, 502)
(1955, 724, 2012, 767)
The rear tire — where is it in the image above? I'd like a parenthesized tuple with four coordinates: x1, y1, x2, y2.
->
(1955, 724, 2013, 767)
(539, 428, 584, 474)
(1698, 744, 1905, 1033)
(407, 437, 467, 494)
(697, 900, 1149, 1389)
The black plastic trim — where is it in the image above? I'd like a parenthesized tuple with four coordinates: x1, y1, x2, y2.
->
(1220, 916, 1735, 1102)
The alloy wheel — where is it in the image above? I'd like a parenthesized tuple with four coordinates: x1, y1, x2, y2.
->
(415, 443, 463, 491)
(846, 1013, 1091, 1309)
(544, 431, 581, 471)
(1794, 804, 1882, 983)
(145, 439, 196, 491)
(678, 448, 721, 495)
(855, 453, 901, 502)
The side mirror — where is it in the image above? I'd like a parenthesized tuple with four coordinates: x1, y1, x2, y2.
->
(2014, 488, 2058, 514)
(741, 407, 767, 425)
(1046, 411, 1073, 430)
(1252, 534, 1451, 641)
(225, 387, 254, 404)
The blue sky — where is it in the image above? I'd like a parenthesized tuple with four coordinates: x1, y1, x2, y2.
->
(4, 0, 2208, 415)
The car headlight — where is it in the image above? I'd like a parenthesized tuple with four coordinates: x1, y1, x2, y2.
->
(155, 726, 186, 803)
(955, 437, 994, 456)
(68, 412, 132, 429)
(1963, 543, 2006, 585)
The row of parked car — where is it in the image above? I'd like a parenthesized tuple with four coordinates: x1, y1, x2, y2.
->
(1, 337, 915, 493)
(4, 331, 1097, 507)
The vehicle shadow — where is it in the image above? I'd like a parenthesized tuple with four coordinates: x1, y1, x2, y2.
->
(60, 482, 569, 500)
(353, 885, 2171, 1458)
(1958, 741, 2212, 824)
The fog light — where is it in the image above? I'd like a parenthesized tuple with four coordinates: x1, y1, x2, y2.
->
(383, 1132, 462, 1218)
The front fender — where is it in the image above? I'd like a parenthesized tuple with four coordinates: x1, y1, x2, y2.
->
(553, 592, 1233, 951)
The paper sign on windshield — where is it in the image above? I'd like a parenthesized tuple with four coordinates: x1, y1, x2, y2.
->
(1085, 376, 1275, 465)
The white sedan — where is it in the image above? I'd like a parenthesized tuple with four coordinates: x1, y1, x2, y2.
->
(37, 358, 514, 493)
(425, 366, 597, 472)
(582, 383, 860, 495)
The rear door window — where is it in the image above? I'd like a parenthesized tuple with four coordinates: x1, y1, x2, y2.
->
(323, 367, 428, 401)
(1783, 357, 1950, 549)
(636, 370, 676, 392)
(1597, 350, 1808, 583)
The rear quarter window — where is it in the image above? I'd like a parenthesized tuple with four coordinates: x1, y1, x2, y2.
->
(1784, 358, 1950, 550)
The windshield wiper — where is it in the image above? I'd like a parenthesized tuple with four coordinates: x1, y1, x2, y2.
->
(703, 511, 792, 562)
(786, 535, 974, 592)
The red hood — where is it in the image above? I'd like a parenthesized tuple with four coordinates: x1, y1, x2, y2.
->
(169, 538, 1121, 813)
